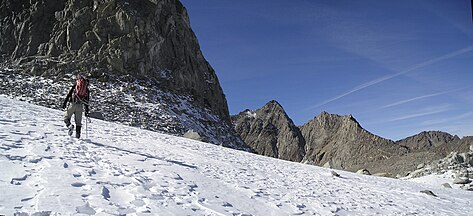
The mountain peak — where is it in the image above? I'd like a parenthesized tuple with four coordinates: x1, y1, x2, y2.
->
(314, 112, 361, 130)
(396, 130, 460, 150)
(262, 100, 284, 111)
(233, 100, 305, 162)
(300, 111, 399, 172)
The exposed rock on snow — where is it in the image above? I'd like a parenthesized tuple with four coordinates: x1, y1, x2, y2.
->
(373, 173, 393, 178)
(331, 171, 340, 177)
(442, 183, 452, 188)
(323, 161, 334, 169)
(183, 129, 205, 142)
(420, 190, 437, 197)
(0, 69, 246, 148)
(356, 169, 371, 175)
(453, 177, 471, 185)
(76, 202, 96, 215)
(406, 146, 473, 191)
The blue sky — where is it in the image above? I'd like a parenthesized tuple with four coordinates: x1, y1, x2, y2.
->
(180, 0, 473, 140)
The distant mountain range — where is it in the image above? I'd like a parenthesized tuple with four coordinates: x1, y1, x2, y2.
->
(233, 100, 473, 176)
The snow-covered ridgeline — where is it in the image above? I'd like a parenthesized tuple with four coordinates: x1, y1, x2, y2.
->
(1, 95, 472, 215)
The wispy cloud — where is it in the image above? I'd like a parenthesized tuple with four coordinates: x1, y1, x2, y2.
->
(380, 88, 463, 109)
(422, 1, 473, 40)
(305, 71, 410, 110)
(387, 105, 451, 122)
(305, 45, 473, 110)
(402, 45, 473, 72)
(436, 123, 473, 138)
(421, 111, 473, 126)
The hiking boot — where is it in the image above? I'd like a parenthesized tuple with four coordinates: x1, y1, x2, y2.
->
(67, 124, 74, 136)
(76, 126, 81, 139)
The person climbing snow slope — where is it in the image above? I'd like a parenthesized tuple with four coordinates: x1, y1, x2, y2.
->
(62, 74, 90, 138)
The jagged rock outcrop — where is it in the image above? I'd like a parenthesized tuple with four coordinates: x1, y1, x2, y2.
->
(300, 115, 471, 176)
(455, 136, 473, 153)
(232, 100, 305, 161)
(396, 131, 460, 151)
(0, 0, 247, 148)
(406, 145, 473, 191)
(300, 112, 407, 173)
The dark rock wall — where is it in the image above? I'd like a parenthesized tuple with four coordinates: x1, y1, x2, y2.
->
(0, 0, 230, 122)
(232, 101, 305, 161)
(300, 112, 406, 172)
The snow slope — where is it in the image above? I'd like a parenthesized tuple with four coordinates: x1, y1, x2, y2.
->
(1, 95, 472, 215)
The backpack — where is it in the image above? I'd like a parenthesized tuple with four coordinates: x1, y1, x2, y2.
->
(73, 78, 88, 102)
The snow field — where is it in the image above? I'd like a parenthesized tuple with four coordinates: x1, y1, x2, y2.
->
(0, 95, 472, 215)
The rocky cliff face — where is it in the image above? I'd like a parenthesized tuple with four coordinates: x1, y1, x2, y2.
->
(396, 131, 460, 151)
(232, 101, 305, 161)
(300, 112, 407, 173)
(456, 137, 473, 152)
(0, 0, 246, 148)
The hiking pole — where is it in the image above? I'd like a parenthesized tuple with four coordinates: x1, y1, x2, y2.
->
(85, 114, 88, 139)
(86, 116, 92, 139)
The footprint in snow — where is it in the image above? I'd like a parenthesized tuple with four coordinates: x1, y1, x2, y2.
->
(27, 156, 42, 163)
(27, 131, 45, 140)
(71, 182, 86, 187)
(222, 202, 233, 207)
(172, 174, 184, 181)
(10, 174, 29, 185)
(88, 169, 96, 176)
(118, 207, 136, 215)
(6, 155, 27, 161)
(188, 184, 198, 192)
(131, 199, 146, 207)
(15, 211, 52, 216)
(102, 186, 111, 200)
(76, 202, 96, 215)
(20, 196, 34, 202)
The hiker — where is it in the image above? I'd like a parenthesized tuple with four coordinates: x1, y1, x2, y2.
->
(62, 74, 90, 138)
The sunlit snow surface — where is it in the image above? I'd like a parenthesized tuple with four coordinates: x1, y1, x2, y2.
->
(1, 95, 472, 215)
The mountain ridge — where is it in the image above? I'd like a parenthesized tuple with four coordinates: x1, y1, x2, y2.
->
(233, 100, 472, 176)
(300, 110, 406, 173)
